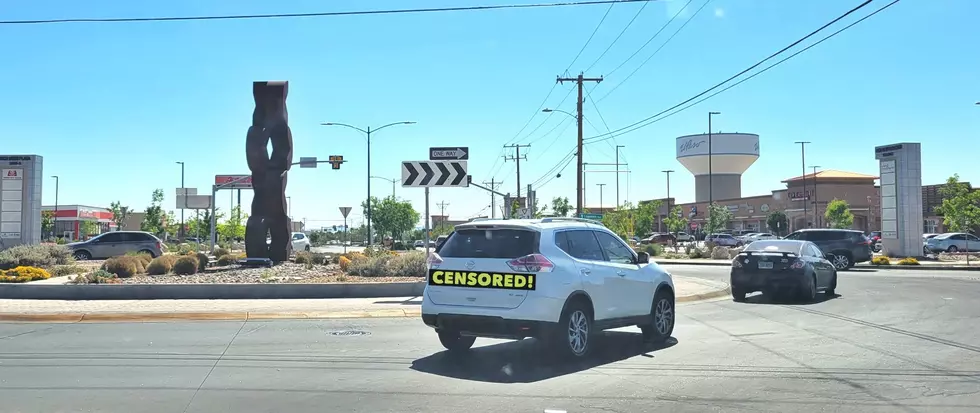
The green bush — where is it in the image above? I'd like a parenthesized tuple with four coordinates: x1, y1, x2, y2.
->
(173, 256, 199, 275)
(217, 254, 239, 266)
(50, 264, 86, 277)
(194, 252, 209, 272)
(70, 269, 119, 284)
(344, 252, 427, 277)
(102, 256, 141, 278)
(347, 255, 392, 277)
(311, 253, 329, 265)
(643, 244, 663, 257)
(146, 255, 179, 275)
(213, 247, 230, 257)
(0, 244, 74, 270)
(295, 251, 313, 264)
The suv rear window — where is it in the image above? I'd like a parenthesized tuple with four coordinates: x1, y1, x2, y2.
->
(438, 228, 538, 259)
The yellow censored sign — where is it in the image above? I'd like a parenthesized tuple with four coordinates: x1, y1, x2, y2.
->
(429, 269, 536, 291)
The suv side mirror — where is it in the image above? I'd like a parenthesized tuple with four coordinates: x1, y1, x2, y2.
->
(636, 252, 650, 264)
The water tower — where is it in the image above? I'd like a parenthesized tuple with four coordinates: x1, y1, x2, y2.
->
(675, 133, 760, 202)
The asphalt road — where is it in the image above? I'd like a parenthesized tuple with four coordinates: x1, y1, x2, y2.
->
(2, 271, 979, 412)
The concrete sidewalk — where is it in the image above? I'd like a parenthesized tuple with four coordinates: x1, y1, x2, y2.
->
(0, 275, 728, 322)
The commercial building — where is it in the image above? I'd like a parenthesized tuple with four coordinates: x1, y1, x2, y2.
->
(42, 205, 116, 240)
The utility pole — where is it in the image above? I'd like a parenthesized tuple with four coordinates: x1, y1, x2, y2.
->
(810, 165, 821, 227)
(557, 73, 603, 216)
(503, 144, 530, 203)
(483, 178, 501, 219)
(596, 183, 606, 211)
(795, 141, 811, 229)
(615, 145, 625, 208)
(663, 169, 674, 232)
(436, 201, 449, 231)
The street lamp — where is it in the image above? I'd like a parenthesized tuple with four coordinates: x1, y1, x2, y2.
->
(810, 165, 821, 227)
(371, 176, 397, 199)
(596, 183, 606, 211)
(321, 121, 415, 245)
(663, 170, 674, 232)
(708, 111, 720, 227)
(176, 161, 184, 240)
(51, 175, 59, 238)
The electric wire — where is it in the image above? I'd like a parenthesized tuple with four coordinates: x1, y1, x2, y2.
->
(582, 1, 652, 73)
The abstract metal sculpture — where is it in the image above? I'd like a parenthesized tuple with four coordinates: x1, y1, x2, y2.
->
(244, 81, 293, 263)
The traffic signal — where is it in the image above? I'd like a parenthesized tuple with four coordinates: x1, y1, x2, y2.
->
(328, 155, 344, 170)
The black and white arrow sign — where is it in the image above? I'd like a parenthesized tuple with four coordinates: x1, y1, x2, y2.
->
(401, 161, 468, 188)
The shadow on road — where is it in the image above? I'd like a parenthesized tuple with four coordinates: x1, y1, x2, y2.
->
(739, 292, 841, 306)
(410, 332, 677, 383)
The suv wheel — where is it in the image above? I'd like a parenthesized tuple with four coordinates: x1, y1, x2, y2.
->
(556, 302, 593, 358)
(437, 330, 476, 353)
(304, 245, 311, 252)
(73, 250, 91, 260)
(829, 252, 851, 270)
(138, 249, 156, 258)
(641, 289, 675, 343)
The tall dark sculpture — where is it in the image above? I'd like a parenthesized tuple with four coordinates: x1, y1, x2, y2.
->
(244, 81, 293, 263)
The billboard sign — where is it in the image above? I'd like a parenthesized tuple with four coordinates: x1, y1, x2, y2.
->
(215, 175, 253, 189)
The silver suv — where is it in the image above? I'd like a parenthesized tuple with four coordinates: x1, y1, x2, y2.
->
(67, 231, 164, 260)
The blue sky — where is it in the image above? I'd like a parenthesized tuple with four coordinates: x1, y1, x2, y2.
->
(2, 0, 978, 229)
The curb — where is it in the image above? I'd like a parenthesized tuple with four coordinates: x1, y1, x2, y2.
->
(656, 260, 980, 271)
(0, 281, 427, 300)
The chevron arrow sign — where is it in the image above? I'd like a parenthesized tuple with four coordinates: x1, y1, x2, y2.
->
(401, 161, 468, 188)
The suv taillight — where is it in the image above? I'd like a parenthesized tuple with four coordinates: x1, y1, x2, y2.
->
(507, 254, 554, 273)
(426, 252, 443, 267)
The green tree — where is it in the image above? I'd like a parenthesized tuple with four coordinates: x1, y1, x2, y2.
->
(361, 196, 420, 240)
(550, 197, 572, 217)
(79, 220, 98, 238)
(766, 210, 789, 236)
(508, 198, 521, 219)
(140, 189, 166, 235)
(109, 201, 130, 230)
(935, 174, 980, 233)
(663, 205, 689, 234)
(218, 205, 248, 241)
(636, 200, 663, 236)
(164, 211, 180, 239)
(42, 210, 55, 237)
(602, 201, 637, 240)
(705, 203, 733, 234)
(188, 208, 223, 241)
(824, 198, 854, 229)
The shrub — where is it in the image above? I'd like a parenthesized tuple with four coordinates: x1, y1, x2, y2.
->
(127, 251, 153, 267)
(295, 251, 313, 264)
(871, 256, 891, 266)
(173, 256, 199, 275)
(387, 252, 426, 277)
(0, 266, 52, 283)
(710, 246, 731, 260)
(643, 244, 663, 257)
(347, 255, 393, 277)
(70, 269, 120, 284)
(102, 256, 142, 278)
(146, 255, 179, 275)
(338, 256, 353, 272)
(195, 252, 209, 272)
(688, 247, 706, 259)
(217, 254, 239, 266)
(311, 253, 329, 265)
(44, 245, 74, 265)
(50, 264, 85, 277)
(897, 257, 919, 265)
(213, 247, 230, 257)
(0, 244, 72, 269)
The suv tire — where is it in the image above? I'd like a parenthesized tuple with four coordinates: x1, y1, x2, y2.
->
(641, 289, 675, 343)
(138, 249, 156, 258)
(437, 330, 476, 353)
(555, 301, 594, 359)
(829, 251, 852, 270)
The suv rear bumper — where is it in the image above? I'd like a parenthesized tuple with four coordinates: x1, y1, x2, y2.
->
(422, 313, 557, 340)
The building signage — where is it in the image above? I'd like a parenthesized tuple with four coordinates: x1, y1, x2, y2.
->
(215, 175, 253, 189)
(760, 204, 770, 212)
(789, 190, 812, 201)
(1, 168, 24, 239)
(0, 155, 42, 246)
(677, 139, 706, 155)
(726, 205, 739, 212)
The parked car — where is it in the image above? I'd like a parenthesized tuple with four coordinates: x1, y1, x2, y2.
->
(673, 232, 694, 242)
(414, 240, 425, 248)
(924, 232, 978, 254)
(782, 229, 873, 270)
(641, 233, 676, 245)
(67, 231, 164, 260)
(291, 232, 311, 252)
(746, 233, 778, 242)
(705, 233, 740, 247)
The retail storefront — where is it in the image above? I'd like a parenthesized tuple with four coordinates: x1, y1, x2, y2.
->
(41, 205, 116, 240)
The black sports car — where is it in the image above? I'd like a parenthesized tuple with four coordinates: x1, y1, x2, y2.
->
(730, 240, 838, 302)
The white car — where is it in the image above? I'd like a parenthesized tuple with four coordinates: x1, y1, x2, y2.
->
(421, 217, 676, 359)
(674, 232, 694, 242)
(746, 233, 778, 242)
(291, 232, 311, 252)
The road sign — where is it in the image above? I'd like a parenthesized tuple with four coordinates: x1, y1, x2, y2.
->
(518, 208, 532, 219)
(299, 157, 318, 168)
(429, 147, 469, 161)
(176, 195, 213, 209)
(339, 206, 352, 218)
(578, 213, 603, 220)
(401, 161, 468, 187)
(215, 175, 253, 189)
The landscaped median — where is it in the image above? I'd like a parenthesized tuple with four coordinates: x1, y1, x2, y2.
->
(0, 275, 729, 323)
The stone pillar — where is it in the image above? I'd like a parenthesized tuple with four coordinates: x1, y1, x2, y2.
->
(244, 82, 294, 263)
(875, 143, 922, 257)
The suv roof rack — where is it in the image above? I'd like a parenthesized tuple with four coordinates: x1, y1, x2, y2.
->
(539, 217, 605, 226)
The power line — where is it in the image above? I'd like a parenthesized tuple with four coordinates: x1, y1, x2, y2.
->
(596, 0, 709, 102)
(584, 0, 880, 144)
(564, 2, 617, 72)
(0, 0, 654, 25)
(582, 0, 652, 73)
(604, 0, 697, 79)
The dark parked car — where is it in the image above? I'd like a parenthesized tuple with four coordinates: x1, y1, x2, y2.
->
(67, 231, 164, 260)
(730, 240, 838, 302)
(640, 233, 676, 245)
(782, 229, 873, 270)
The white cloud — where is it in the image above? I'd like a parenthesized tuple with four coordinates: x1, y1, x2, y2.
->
(714, 8, 725, 18)
(664, 0, 691, 19)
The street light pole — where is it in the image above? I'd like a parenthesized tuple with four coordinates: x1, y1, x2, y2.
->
(708, 111, 720, 226)
(810, 165, 821, 227)
(51, 175, 59, 238)
(663, 169, 674, 229)
(596, 183, 606, 211)
(371, 176, 397, 199)
(321, 121, 415, 246)
(176, 161, 184, 240)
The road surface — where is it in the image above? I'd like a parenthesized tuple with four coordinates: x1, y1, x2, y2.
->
(2, 270, 978, 412)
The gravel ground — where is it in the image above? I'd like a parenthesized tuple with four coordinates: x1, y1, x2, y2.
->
(119, 263, 423, 285)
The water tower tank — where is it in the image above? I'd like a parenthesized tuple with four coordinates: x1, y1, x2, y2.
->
(675, 133, 760, 203)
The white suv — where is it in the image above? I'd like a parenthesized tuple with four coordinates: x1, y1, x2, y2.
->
(421, 218, 675, 359)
